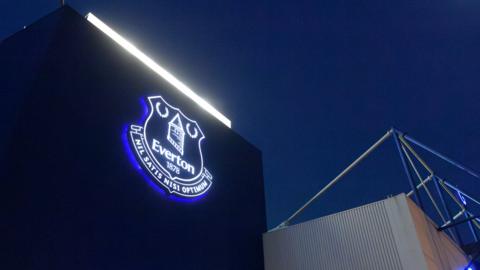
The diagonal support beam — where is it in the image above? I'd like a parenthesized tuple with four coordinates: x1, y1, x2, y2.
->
(393, 130, 424, 208)
(443, 181, 480, 207)
(403, 134, 480, 181)
(273, 130, 393, 229)
(401, 144, 445, 222)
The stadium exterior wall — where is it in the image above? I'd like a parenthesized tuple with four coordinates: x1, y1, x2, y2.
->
(263, 194, 467, 270)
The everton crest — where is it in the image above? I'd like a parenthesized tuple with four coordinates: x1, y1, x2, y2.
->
(129, 96, 212, 197)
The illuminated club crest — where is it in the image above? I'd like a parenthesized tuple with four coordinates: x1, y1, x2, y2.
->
(129, 96, 212, 197)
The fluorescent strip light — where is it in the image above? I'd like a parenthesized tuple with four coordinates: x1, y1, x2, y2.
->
(86, 13, 232, 128)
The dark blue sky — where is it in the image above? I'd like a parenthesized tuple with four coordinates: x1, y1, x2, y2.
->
(2, 0, 480, 229)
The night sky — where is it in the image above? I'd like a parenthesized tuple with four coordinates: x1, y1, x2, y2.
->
(2, 0, 480, 231)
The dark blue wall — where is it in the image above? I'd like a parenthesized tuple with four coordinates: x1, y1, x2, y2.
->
(0, 6, 266, 269)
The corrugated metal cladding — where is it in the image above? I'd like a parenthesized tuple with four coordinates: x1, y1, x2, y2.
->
(263, 194, 466, 270)
(264, 196, 404, 269)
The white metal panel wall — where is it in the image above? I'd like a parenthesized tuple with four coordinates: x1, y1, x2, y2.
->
(263, 194, 428, 270)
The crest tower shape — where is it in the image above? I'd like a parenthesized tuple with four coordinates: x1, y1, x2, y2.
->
(168, 113, 185, 155)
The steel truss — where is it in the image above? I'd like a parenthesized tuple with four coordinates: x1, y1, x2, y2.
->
(274, 128, 480, 269)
